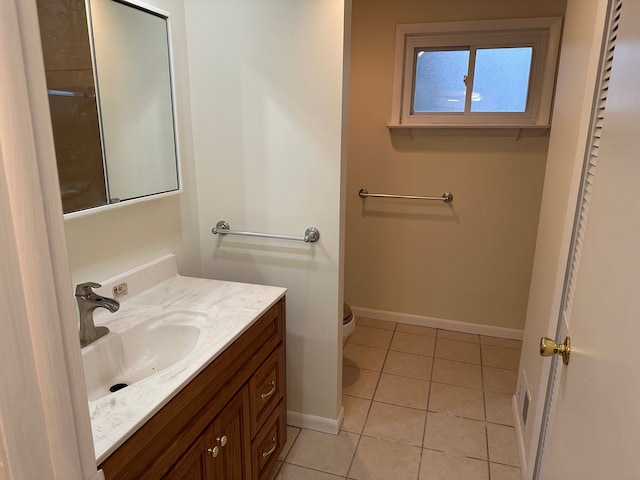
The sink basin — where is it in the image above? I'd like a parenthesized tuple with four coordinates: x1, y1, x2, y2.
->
(82, 310, 205, 401)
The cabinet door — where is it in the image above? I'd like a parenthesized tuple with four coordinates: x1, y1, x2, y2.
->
(165, 388, 251, 480)
(163, 435, 211, 480)
(212, 387, 251, 480)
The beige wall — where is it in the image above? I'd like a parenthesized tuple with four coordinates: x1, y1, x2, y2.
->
(63, 0, 201, 286)
(516, 0, 607, 475)
(345, 0, 566, 332)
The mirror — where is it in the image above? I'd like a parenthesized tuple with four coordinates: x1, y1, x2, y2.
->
(36, 0, 180, 216)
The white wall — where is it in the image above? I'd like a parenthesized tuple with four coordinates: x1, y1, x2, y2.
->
(516, 0, 608, 476)
(64, 0, 201, 286)
(185, 0, 348, 426)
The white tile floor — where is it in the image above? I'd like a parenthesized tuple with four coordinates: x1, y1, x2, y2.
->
(270, 317, 523, 480)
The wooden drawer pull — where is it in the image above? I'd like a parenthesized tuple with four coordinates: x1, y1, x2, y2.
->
(261, 437, 277, 458)
(260, 381, 276, 400)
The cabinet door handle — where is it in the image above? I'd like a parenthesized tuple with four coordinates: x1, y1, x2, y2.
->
(260, 381, 276, 400)
(207, 446, 220, 458)
(261, 437, 277, 458)
(216, 435, 228, 447)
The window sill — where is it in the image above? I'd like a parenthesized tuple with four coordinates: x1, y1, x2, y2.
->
(387, 124, 551, 139)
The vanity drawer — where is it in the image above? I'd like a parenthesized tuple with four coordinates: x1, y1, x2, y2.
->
(249, 346, 285, 438)
(251, 400, 287, 480)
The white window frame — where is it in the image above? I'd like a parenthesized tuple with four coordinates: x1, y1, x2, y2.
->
(390, 17, 563, 131)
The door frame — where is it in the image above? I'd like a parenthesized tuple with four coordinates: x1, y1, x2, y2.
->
(0, 0, 99, 478)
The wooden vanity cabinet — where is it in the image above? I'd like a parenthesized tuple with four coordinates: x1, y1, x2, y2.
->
(99, 298, 286, 480)
(166, 387, 251, 479)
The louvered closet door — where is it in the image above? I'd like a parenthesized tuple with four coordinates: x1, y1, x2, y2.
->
(535, 0, 640, 477)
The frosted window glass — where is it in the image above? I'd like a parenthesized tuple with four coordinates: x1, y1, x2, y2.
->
(471, 47, 533, 112)
(413, 49, 470, 113)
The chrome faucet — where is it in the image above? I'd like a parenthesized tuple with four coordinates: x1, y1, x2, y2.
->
(76, 282, 120, 347)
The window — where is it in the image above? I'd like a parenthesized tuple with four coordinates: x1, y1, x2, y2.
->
(390, 17, 562, 132)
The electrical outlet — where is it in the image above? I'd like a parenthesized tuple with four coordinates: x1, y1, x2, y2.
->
(113, 282, 128, 299)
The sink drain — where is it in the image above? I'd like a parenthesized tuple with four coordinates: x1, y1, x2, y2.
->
(109, 383, 128, 393)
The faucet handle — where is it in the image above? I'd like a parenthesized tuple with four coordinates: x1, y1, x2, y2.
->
(75, 282, 102, 296)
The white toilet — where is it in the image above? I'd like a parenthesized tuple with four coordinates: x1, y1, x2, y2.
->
(343, 303, 356, 343)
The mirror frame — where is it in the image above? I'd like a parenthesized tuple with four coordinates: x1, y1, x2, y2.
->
(64, 0, 182, 220)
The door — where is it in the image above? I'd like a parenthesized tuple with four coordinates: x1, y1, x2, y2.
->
(537, 0, 640, 477)
(163, 434, 210, 480)
(164, 388, 250, 480)
(212, 387, 251, 480)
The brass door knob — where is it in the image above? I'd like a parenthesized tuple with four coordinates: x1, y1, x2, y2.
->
(540, 336, 571, 365)
(207, 446, 219, 458)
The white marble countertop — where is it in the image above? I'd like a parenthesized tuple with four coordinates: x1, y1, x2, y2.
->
(86, 257, 286, 464)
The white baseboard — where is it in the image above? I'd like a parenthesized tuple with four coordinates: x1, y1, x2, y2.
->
(287, 407, 344, 435)
(512, 394, 527, 479)
(351, 306, 523, 340)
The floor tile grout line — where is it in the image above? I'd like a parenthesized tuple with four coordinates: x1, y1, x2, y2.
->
(344, 342, 389, 351)
(354, 319, 523, 349)
(393, 320, 424, 480)
(365, 322, 395, 409)
(480, 351, 493, 480)
(436, 329, 481, 345)
(343, 430, 363, 479)
(430, 376, 484, 392)
(371, 384, 430, 411)
(343, 320, 397, 478)
(347, 399, 500, 426)
(388, 347, 434, 358)
(380, 358, 434, 381)
(482, 364, 520, 372)
(433, 355, 484, 367)
(434, 338, 483, 366)
(278, 342, 520, 479)
(359, 429, 425, 445)
(277, 427, 300, 464)
(281, 460, 351, 478)
(481, 344, 523, 351)
(343, 320, 396, 433)
(338, 323, 521, 479)
(348, 383, 515, 420)
(418, 333, 438, 477)
(489, 459, 523, 468)
(352, 321, 426, 479)
(421, 445, 491, 462)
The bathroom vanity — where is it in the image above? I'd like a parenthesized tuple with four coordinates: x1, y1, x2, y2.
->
(84, 256, 287, 480)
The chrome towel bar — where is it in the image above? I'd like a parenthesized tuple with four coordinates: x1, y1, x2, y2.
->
(359, 188, 453, 203)
(212, 220, 320, 243)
